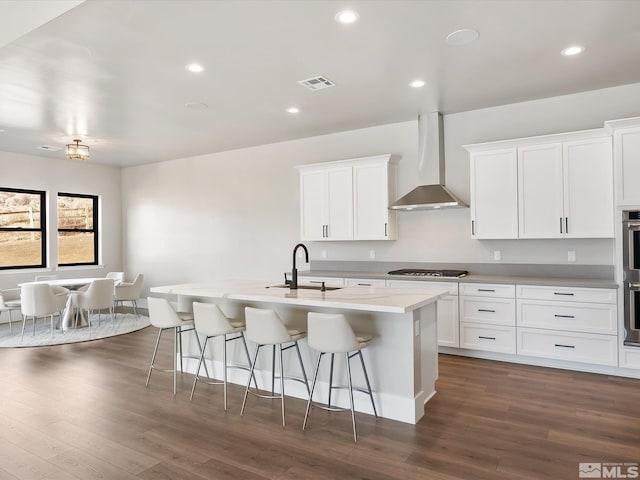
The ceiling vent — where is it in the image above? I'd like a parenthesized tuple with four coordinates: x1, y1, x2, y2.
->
(37, 145, 62, 152)
(298, 76, 335, 91)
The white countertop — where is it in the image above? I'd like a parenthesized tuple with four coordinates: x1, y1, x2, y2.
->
(150, 280, 447, 314)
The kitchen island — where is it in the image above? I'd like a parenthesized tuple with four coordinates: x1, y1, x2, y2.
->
(150, 280, 447, 424)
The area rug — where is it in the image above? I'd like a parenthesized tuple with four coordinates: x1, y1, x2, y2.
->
(0, 312, 151, 347)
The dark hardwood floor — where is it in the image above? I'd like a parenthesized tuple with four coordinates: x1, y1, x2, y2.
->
(1, 322, 639, 480)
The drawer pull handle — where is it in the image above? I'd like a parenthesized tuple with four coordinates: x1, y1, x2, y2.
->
(554, 314, 575, 318)
(553, 292, 574, 296)
(478, 336, 496, 340)
(478, 309, 496, 313)
(478, 289, 495, 292)
(357, 283, 372, 286)
(554, 343, 575, 349)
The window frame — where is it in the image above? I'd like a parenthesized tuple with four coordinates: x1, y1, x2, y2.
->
(0, 187, 47, 270)
(57, 192, 99, 267)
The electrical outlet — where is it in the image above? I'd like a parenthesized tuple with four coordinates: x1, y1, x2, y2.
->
(369, 250, 376, 259)
(321, 249, 327, 259)
(493, 250, 501, 261)
(568, 251, 576, 262)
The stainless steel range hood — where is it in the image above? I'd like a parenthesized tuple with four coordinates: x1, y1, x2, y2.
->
(390, 112, 467, 210)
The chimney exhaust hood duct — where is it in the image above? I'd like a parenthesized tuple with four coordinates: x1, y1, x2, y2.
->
(390, 112, 467, 210)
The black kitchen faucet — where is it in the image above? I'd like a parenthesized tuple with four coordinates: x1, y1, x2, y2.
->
(290, 243, 309, 289)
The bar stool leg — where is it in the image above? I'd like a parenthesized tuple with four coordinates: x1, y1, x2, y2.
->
(327, 353, 335, 408)
(178, 326, 184, 373)
(358, 350, 378, 417)
(303, 352, 323, 431)
(241, 345, 261, 416)
(240, 333, 259, 389)
(173, 327, 178, 395)
(192, 331, 210, 378)
(345, 352, 357, 442)
(189, 336, 209, 400)
(146, 328, 163, 387)
(223, 336, 228, 411)
(271, 345, 276, 395)
(294, 341, 310, 395)
(279, 344, 286, 427)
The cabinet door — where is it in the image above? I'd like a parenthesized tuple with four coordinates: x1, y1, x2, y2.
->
(563, 137, 613, 238)
(300, 170, 325, 241)
(470, 148, 518, 239)
(517, 143, 564, 238)
(353, 162, 391, 240)
(614, 127, 640, 206)
(325, 166, 353, 240)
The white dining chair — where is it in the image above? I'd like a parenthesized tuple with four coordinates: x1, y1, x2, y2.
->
(72, 279, 115, 336)
(0, 288, 22, 334)
(20, 283, 69, 340)
(114, 274, 144, 318)
(106, 272, 124, 285)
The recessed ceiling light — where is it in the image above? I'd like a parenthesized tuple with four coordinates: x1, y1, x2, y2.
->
(445, 29, 479, 46)
(186, 63, 204, 73)
(561, 45, 585, 56)
(410, 80, 426, 88)
(335, 10, 359, 24)
(287, 107, 300, 114)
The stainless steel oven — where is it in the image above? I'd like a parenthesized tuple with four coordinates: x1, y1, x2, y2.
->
(623, 210, 640, 346)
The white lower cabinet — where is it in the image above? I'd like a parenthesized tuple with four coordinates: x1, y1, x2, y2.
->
(459, 282, 516, 353)
(517, 328, 618, 366)
(386, 280, 459, 348)
(460, 323, 516, 354)
(515, 285, 618, 366)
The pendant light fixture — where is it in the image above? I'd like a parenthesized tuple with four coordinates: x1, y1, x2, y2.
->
(66, 138, 90, 160)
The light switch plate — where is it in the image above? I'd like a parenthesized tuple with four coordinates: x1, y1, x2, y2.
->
(568, 251, 576, 262)
(369, 250, 376, 259)
(321, 249, 327, 259)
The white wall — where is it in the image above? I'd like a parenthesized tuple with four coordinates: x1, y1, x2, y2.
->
(0, 151, 122, 289)
(122, 83, 640, 290)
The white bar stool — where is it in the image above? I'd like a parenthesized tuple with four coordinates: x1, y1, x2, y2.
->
(303, 312, 378, 442)
(146, 297, 209, 395)
(240, 306, 310, 427)
(189, 302, 257, 410)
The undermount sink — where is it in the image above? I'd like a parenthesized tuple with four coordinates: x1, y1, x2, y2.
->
(267, 284, 342, 291)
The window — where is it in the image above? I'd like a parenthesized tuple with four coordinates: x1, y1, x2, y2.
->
(57, 193, 98, 266)
(0, 188, 47, 269)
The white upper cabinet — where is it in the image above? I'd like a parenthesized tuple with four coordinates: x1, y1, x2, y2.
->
(353, 160, 396, 240)
(469, 148, 518, 239)
(466, 129, 614, 239)
(297, 155, 397, 241)
(517, 138, 613, 239)
(562, 138, 613, 238)
(605, 117, 640, 206)
(299, 165, 352, 241)
(518, 143, 564, 238)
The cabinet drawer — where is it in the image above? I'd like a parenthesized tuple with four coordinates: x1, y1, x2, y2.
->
(517, 299, 617, 335)
(516, 285, 616, 304)
(344, 278, 386, 287)
(517, 328, 618, 366)
(386, 279, 458, 295)
(460, 323, 516, 354)
(299, 276, 345, 288)
(460, 283, 515, 298)
(460, 297, 516, 326)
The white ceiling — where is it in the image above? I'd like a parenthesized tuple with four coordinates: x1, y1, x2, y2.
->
(1, 0, 639, 167)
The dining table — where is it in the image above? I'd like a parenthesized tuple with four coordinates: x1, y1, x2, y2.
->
(19, 277, 105, 329)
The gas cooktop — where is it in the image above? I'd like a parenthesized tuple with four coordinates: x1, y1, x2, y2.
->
(387, 269, 468, 278)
